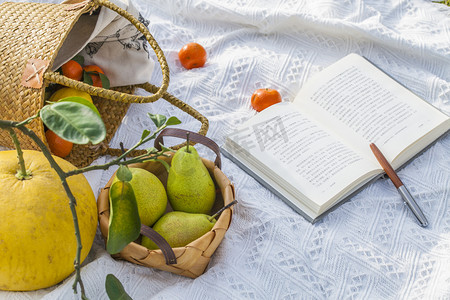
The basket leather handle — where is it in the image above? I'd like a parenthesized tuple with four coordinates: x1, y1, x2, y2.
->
(140, 225, 177, 265)
(44, 0, 169, 104)
(154, 128, 221, 169)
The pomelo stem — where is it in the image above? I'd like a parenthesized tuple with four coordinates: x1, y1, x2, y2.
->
(209, 199, 238, 222)
(8, 128, 31, 180)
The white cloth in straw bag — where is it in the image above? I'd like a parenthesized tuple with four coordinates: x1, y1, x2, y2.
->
(54, 0, 155, 87)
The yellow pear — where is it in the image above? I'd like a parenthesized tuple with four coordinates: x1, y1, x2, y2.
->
(141, 211, 216, 250)
(112, 167, 167, 227)
(166, 145, 216, 214)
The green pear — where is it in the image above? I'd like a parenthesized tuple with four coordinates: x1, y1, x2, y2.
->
(167, 145, 216, 214)
(141, 211, 216, 250)
(112, 167, 167, 227)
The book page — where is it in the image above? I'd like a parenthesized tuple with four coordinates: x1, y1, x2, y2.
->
(293, 53, 450, 166)
(226, 102, 379, 208)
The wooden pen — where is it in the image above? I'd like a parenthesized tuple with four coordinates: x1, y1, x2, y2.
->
(370, 143, 428, 227)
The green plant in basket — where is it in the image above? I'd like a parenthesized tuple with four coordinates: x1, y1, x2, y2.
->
(0, 97, 181, 299)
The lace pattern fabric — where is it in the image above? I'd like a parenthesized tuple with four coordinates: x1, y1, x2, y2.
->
(1, 0, 449, 299)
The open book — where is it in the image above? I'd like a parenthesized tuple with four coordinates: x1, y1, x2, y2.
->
(222, 53, 450, 223)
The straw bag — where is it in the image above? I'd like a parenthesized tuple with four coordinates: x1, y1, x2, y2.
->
(0, 0, 208, 167)
(97, 129, 235, 278)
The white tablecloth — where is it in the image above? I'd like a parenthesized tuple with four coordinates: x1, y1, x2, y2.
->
(2, 0, 450, 299)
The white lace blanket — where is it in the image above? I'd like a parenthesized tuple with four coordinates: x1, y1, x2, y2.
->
(2, 0, 450, 299)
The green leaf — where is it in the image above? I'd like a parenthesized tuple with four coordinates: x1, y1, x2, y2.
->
(40, 102, 106, 145)
(99, 72, 111, 89)
(116, 166, 132, 182)
(83, 70, 110, 89)
(83, 71, 94, 85)
(155, 158, 170, 173)
(58, 96, 101, 117)
(148, 113, 166, 128)
(107, 181, 141, 254)
(72, 54, 85, 66)
(140, 129, 151, 140)
(146, 147, 158, 154)
(105, 274, 133, 300)
(166, 116, 182, 126)
(159, 143, 175, 153)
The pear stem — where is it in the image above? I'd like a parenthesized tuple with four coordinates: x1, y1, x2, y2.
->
(209, 199, 238, 221)
(120, 142, 127, 161)
(186, 132, 190, 153)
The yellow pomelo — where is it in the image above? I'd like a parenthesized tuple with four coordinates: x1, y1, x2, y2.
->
(112, 167, 167, 227)
(0, 150, 97, 291)
(49, 87, 93, 103)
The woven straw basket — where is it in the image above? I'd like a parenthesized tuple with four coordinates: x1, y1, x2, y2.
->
(97, 129, 235, 278)
(0, 0, 208, 167)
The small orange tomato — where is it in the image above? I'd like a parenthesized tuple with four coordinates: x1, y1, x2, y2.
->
(251, 88, 282, 112)
(61, 60, 83, 81)
(83, 65, 105, 87)
(178, 42, 207, 69)
(45, 130, 73, 158)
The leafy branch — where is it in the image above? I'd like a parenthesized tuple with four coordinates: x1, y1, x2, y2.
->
(66, 114, 179, 177)
(0, 98, 180, 299)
